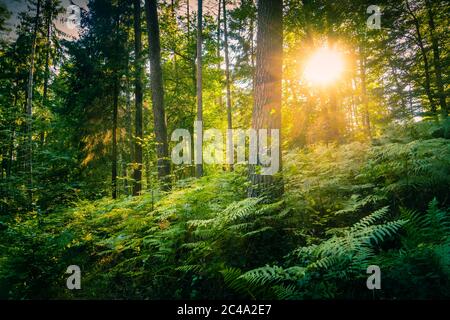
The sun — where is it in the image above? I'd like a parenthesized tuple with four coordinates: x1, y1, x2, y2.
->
(304, 46, 345, 86)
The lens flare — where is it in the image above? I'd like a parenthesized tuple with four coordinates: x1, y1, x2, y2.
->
(304, 46, 345, 86)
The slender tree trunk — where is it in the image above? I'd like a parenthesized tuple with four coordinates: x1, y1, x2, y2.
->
(328, 86, 340, 142)
(196, 0, 203, 177)
(112, 78, 119, 199)
(133, 0, 144, 196)
(41, 0, 52, 145)
(222, 0, 233, 170)
(171, 0, 178, 92)
(125, 56, 133, 195)
(405, 0, 435, 114)
(217, 0, 223, 109)
(186, 0, 190, 40)
(186, 0, 196, 93)
(359, 42, 372, 140)
(7, 89, 18, 178)
(185, 1, 196, 177)
(424, 0, 447, 118)
(112, 3, 122, 199)
(248, 0, 283, 199)
(25, 0, 42, 208)
(145, 0, 171, 189)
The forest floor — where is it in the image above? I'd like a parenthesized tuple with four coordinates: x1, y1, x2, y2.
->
(1, 120, 449, 299)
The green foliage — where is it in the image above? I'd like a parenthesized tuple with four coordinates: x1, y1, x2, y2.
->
(1, 120, 449, 299)
(0, 0, 449, 300)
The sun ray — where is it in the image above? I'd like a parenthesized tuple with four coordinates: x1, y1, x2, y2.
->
(304, 46, 345, 86)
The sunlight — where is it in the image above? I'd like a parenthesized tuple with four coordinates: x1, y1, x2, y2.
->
(304, 46, 345, 86)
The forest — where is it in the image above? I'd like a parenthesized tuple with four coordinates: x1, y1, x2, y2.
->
(0, 0, 449, 300)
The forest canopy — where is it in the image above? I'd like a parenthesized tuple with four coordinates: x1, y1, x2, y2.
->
(0, 0, 449, 300)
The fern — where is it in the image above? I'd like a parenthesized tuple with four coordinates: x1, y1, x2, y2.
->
(227, 206, 406, 299)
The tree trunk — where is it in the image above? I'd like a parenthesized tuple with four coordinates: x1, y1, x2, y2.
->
(196, 0, 203, 177)
(7, 89, 18, 178)
(132, 0, 144, 196)
(25, 0, 42, 208)
(186, 0, 197, 93)
(248, 0, 283, 199)
(145, 0, 171, 190)
(41, 0, 52, 145)
(359, 42, 372, 140)
(424, 0, 447, 118)
(125, 56, 133, 195)
(250, 7, 255, 93)
(112, 78, 119, 199)
(222, 0, 233, 170)
(217, 0, 223, 110)
(112, 3, 122, 199)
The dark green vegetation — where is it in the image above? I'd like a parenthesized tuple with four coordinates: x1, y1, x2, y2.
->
(1, 120, 449, 299)
(0, 0, 449, 299)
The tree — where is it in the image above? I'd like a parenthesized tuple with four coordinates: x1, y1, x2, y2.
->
(133, 0, 144, 195)
(25, 0, 42, 207)
(405, 0, 436, 114)
(145, 0, 170, 189)
(223, 0, 233, 169)
(196, 0, 203, 177)
(248, 0, 283, 199)
(359, 41, 372, 139)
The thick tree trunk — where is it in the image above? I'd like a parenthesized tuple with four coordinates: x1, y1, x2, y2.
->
(250, 9, 255, 93)
(145, 0, 171, 189)
(424, 0, 447, 118)
(248, 0, 283, 199)
(196, 0, 203, 177)
(132, 0, 144, 196)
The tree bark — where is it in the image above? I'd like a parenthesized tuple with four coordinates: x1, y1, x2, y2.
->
(41, 0, 52, 145)
(25, 0, 42, 208)
(249, 5, 255, 93)
(125, 67, 133, 195)
(196, 0, 203, 177)
(112, 78, 119, 199)
(132, 0, 144, 196)
(248, 0, 283, 199)
(145, 0, 171, 190)
(359, 42, 372, 140)
(222, 0, 233, 170)
(217, 0, 223, 109)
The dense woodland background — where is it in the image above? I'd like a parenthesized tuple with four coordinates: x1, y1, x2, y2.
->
(0, 0, 449, 299)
